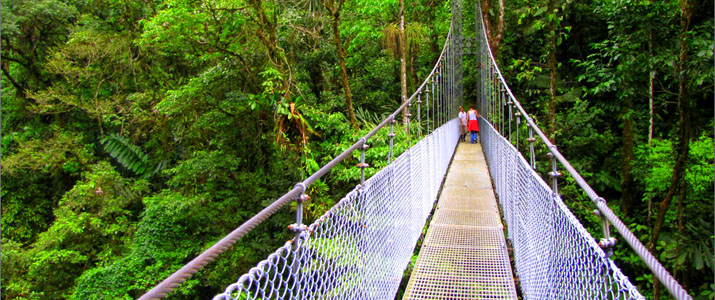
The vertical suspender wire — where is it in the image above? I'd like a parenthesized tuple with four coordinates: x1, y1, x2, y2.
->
(435, 71, 439, 128)
(431, 77, 435, 132)
(494, 76, 504, 135)
(440, 68, 443, 126)
(501, 85, 506, 136)
(440, 68, 443, 128)
(436, 71, 440, 128)
(492, 66, 496, 131)
(491, 66, 495, 130)
(452, 41, 455, 118)
(444, 44, 453, 122)
(449, 45, 453, 120)
(508, 97, 513, 142)
(427, 79, 432, 133)
(443, 48, 446, 127)
(417, 91, 422, 138)
(500, 83, 504, 134)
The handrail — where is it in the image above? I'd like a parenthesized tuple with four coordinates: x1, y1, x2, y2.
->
(475, 3, 691, 300)
(137, 12, 456, 300)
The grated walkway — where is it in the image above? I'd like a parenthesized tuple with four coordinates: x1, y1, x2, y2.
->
(403, 142, 518, 299)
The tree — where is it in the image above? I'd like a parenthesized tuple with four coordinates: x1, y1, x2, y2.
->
(480, 0, 504, 59)
(324, 0, 358, 127)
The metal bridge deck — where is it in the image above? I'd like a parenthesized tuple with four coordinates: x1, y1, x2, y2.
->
(403, 142, 518, 299)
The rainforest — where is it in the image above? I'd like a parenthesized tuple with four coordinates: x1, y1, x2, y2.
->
(1, 0, 713, 299)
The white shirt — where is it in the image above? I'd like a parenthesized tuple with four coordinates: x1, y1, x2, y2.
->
(458, 111, 467, 125)
(468, 110, 478, 120)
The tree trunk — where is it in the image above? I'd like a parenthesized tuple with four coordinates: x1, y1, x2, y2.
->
(650, 0, 693, 297)
(676, 183, 687, 285)
(429, 0, 439, 64)
(409, 49, 417, 92)
(249, 0, 291, 99)
(621, 98, 635, 217)
(330, 9, 357, 127)
(399, 0, 408, 125)
(493, 0, 505, 56)
(480, 0, 504, 59)
(481, 0, 492, 49)
(546, 0, 557, 143)
(648, 30, 655, 146)
(648, 29, 655, 229)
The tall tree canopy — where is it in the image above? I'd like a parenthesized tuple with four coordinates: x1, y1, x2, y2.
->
(2, 0, 712, 299)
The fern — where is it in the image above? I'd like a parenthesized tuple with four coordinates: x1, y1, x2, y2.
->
(355, 107, 383, 126)
(101, 134, 158, 177)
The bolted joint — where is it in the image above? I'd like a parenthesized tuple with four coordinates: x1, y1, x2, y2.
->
(515, 112, 522, 117)
(405, 113, 412, 118)
(390, 119, 397, 124)
(594, 197, 607, 205)
(288, 223, 308, 233)
(527, 137, 537, 143)
(298, 194, 310, 203)
(425, 88, 431, 94)
(356, 162, 370, 169)
(387, 133, 396, 138)
(362, 143, 370, 150)
(598, 237, 617, 257)
(548, 171, 562, 178)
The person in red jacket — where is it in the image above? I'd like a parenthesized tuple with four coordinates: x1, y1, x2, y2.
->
(467, 105, 480, 143)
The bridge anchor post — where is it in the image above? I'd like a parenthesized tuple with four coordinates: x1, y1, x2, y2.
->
(288, 183, 309, 299)
(515, 111, 521, 151)
(357, 139, 370, 186)
(387, 118, 396, 163)
(527, 123, 536, 169)
(547, 150, 561, 195)
(594, 205, 617, 258)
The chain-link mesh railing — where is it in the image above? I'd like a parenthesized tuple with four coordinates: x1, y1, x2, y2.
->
(474, 2, 690, 299)
(214, 120, 459, 300)
(480, 120, 643, 299)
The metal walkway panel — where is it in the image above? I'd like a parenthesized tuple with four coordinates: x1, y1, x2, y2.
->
(403, 142, 518, 300)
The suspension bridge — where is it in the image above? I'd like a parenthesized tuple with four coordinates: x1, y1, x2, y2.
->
(139, 2, 691, 300)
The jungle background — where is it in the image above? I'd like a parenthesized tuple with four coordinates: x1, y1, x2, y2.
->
(1, 0, 712, 299)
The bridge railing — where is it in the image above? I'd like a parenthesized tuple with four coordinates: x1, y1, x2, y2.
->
(474, 3, 691, 300)
(139, 2, 463, 299)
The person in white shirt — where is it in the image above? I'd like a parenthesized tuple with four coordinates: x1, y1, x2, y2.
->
(458, 106, 468, 142)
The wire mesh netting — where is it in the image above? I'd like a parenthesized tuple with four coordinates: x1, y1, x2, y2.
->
(480, 119, 644, 300)
(214, 120, 460, 300)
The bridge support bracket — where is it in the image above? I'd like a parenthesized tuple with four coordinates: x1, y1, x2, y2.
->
(593, 203, 617, 258)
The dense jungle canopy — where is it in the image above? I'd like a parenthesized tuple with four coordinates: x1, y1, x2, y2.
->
(1, 0, 713, 299)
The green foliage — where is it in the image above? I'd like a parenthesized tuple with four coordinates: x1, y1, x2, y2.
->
(2, 162, 149, 299)
(102, 133, 163, 178)
(2, 0, 711, 299)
